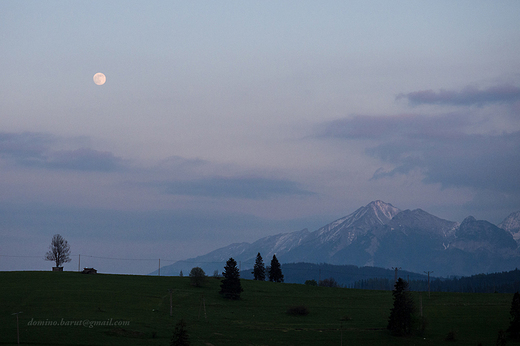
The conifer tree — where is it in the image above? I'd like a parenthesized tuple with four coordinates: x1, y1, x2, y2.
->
(268, 254, 284, 283)
(387, 278, 416, 336)
(508, 291, 520, 339)
(253, 252, 266, 281)
(220, 257, 243, 299)
(170, 319, 190, 346)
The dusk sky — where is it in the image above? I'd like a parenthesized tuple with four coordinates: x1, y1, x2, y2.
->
(2, 1, 520, 274)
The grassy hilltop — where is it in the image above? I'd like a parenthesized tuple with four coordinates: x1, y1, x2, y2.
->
(0, 271, 513, 346)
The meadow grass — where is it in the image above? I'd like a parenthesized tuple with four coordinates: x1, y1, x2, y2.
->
(0, 271, 512, 345)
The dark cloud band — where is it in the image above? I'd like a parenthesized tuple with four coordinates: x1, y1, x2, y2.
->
(397, 84, 520, 106)
(0, 132, 124, 172)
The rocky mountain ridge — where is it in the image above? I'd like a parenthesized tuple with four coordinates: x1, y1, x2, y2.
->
(499, 211, 520, 242)
(155, 201, 520, 277)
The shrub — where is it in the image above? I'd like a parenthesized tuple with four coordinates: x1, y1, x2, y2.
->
(445, 330, 456, 341)
(189, 267, 206, 287)
(305, 279, 318, 286)
(319, 277, 340, 288)
(287, 305, 309, 316)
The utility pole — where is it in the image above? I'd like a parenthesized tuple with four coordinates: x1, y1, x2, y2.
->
(168, 289, 173, 317)
(78, 254, 81, 272)
(158, 259, 160, 276)
(419, 294, 423, 317)
(12, 312, 22, 345)
(424, 271, 433, 298)
(340, 322, 343, 346)
(198, 294, 207, 320)
(392, 267, 401, 283)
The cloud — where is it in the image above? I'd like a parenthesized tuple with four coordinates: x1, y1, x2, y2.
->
(46, 148, 124, 172)
(162, 177, 315, 200)
(315, 114, 520, 194)
(0, 131, 53, 161)
(397, 84, 520, 107)
(368, 131, 520, 192)
(315, 113, 470, 140)
(0, 132, 124, 172)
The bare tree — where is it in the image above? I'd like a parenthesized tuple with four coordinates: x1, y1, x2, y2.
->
(45, 234, 71, 268)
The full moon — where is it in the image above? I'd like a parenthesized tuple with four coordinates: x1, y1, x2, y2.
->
(93, 73, 106, 86)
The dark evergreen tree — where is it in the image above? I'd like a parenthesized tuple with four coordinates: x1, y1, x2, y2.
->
(387, 278, 416, 336)
(269, 254, 284, 283)
(220, 257, 243, 299)
(252, 252, 266, 281)
(508, 291, 520, 339)
(170, 319, 190, 346)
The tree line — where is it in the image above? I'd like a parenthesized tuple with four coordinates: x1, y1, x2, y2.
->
(352, 269, 520, 293)
(186, 253, 284, 301)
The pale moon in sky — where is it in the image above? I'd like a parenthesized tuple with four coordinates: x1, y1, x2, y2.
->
(93, 73, 106, 85)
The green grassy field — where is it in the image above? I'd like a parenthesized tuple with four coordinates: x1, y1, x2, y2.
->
(0, 271, 513, 345)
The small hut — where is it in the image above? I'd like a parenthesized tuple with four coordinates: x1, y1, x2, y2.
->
(82, 267, 97, 274)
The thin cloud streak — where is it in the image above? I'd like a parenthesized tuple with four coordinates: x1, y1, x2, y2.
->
(162, 177, 316, 200)
(315, 113, 471, 140)
(397, 84, 520, 107)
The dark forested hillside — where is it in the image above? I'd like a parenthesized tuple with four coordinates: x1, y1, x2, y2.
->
(353, 268, 520, 293)
(242, 263, 520, 293)
(241, 262, 428, 286)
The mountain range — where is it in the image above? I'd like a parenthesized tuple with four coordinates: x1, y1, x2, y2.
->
(155, 200, 520, 277)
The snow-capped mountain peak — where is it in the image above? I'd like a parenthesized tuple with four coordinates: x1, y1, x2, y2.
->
(499, 211, 520, 243)
(367, 200, 401, 223)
